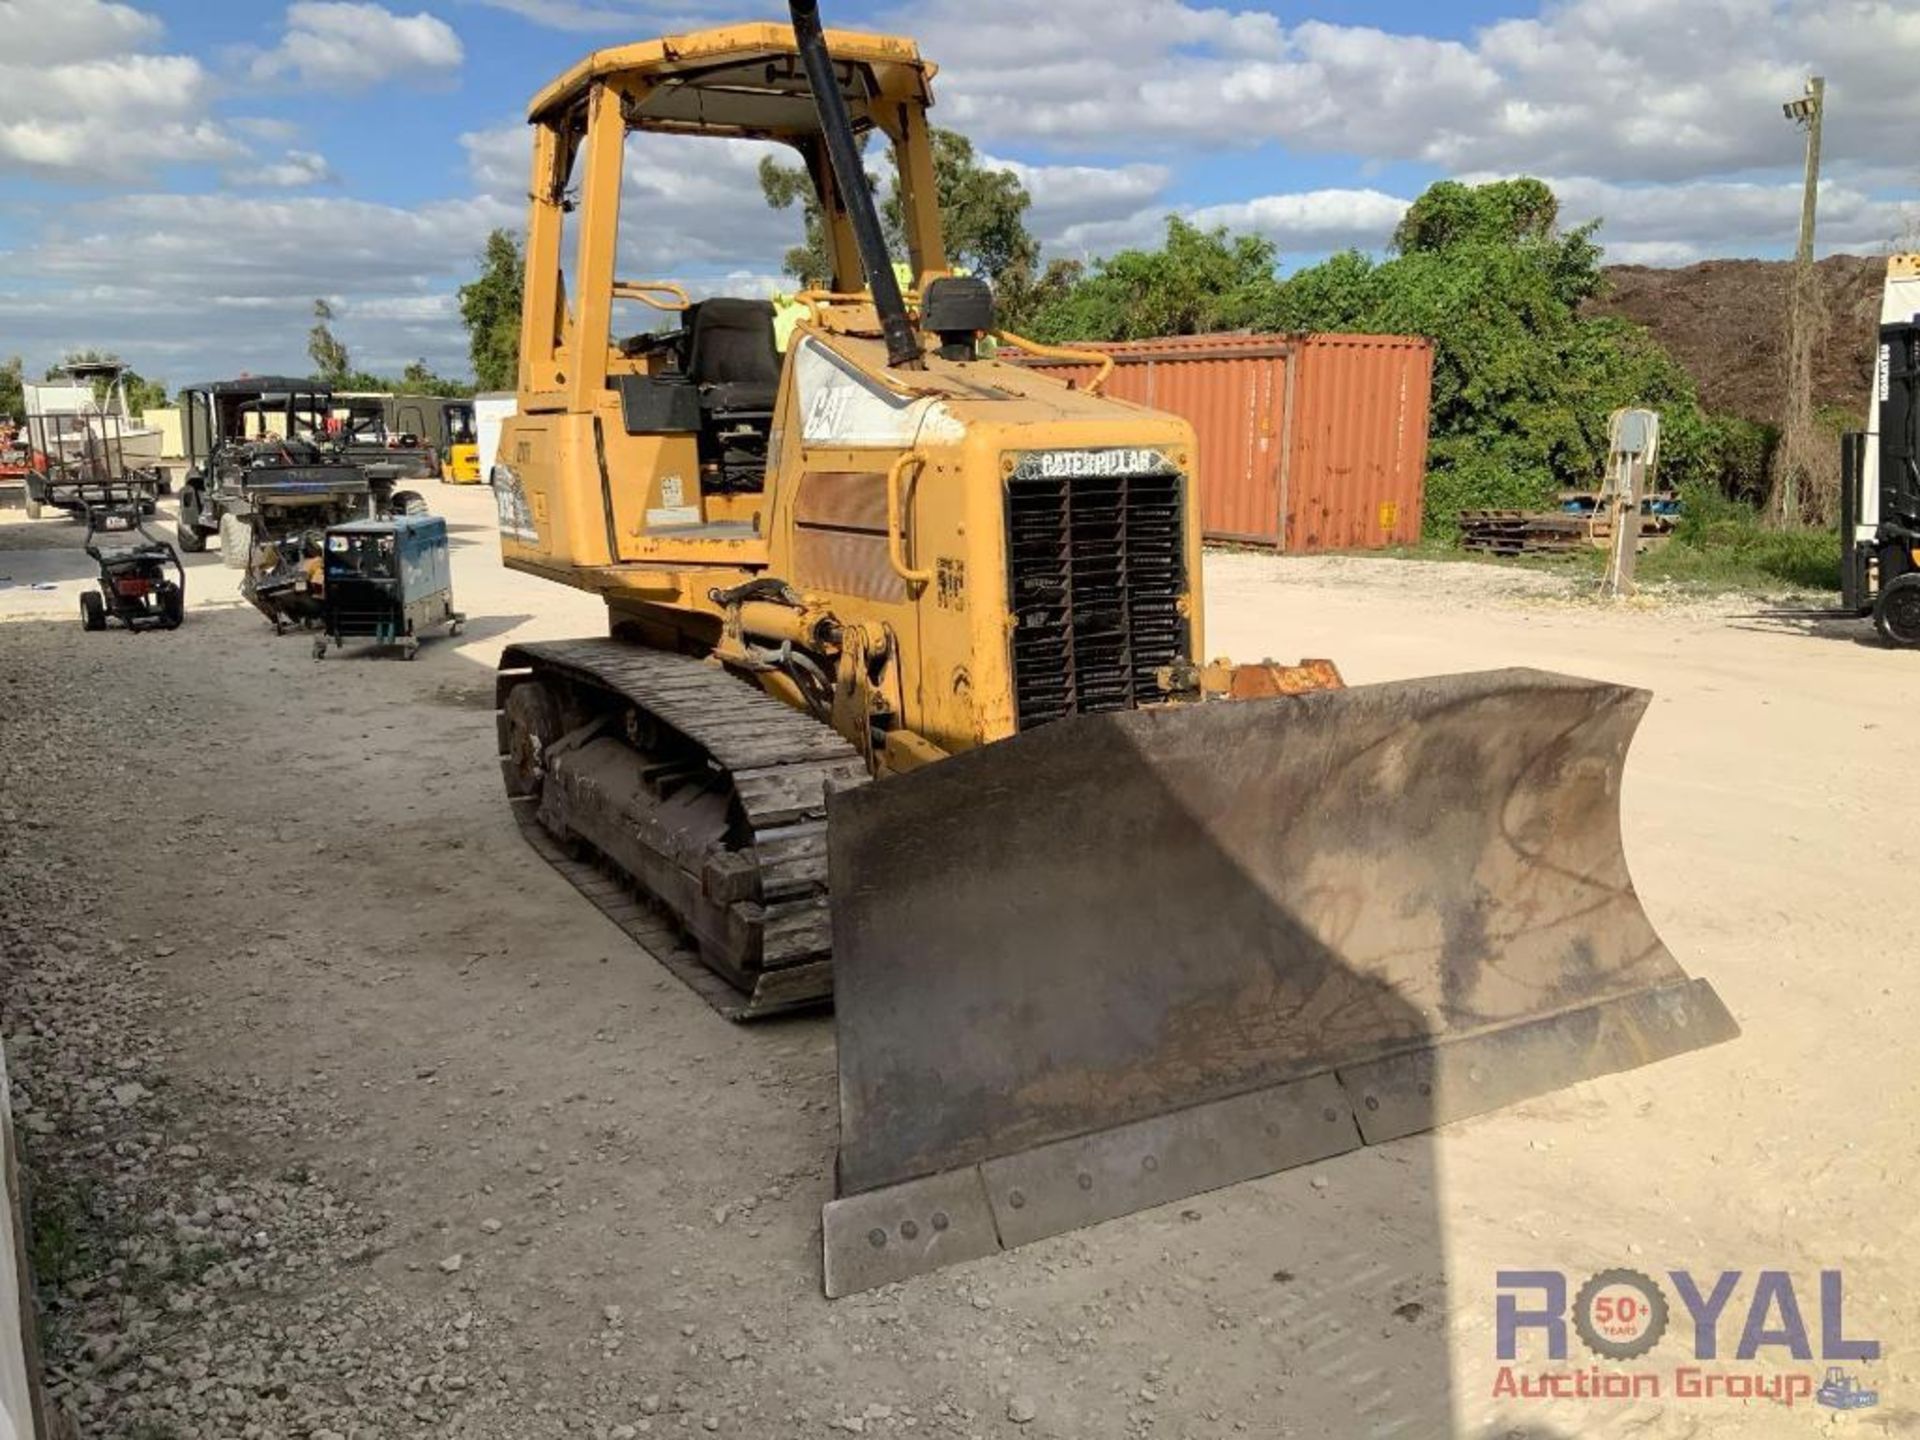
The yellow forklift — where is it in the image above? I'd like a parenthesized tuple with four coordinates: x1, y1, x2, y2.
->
(386, 396, 481, 483)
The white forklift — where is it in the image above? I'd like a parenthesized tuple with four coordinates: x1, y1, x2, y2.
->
(1841, 253, 1920, 645)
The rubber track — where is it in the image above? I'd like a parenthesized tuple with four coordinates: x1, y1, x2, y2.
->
(497, 638, 868, 1020)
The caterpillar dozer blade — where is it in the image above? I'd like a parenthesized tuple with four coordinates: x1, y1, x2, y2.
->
(821, 668, 1737, 1296)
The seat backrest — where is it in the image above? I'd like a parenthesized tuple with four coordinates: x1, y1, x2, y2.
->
(685, 300, 780, 391)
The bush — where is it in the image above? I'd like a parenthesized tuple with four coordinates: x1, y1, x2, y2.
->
(1650, 488, 1840, 590)
(1422, 443, 1557, 536)
(1670, 479, 1752, 545)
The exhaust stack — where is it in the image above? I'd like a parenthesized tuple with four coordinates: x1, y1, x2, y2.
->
(789, 0, 923, 370)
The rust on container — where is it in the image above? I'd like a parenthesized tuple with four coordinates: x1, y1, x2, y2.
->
(1003, 332, 1433, 552)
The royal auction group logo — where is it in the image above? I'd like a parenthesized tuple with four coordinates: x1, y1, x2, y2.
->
(1494, 1268, 1882, 1410)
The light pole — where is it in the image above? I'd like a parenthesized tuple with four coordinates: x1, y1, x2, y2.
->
(1777, 76, 1824, 524)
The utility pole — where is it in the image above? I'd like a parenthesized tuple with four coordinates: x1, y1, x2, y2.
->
(1792, 77, 1825, 270)
(1778, 76, 1824, 525)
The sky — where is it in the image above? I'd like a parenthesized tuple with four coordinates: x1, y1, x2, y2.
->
(1, 0, 1916, 386)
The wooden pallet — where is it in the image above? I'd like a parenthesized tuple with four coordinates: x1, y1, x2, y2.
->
(1458, 508, 1673, 557)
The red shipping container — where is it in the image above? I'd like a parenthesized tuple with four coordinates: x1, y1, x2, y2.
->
(1003, 332, 1433, 552)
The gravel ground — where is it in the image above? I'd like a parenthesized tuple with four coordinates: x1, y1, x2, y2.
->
(1, 487, 1913, 1440)
(0, 625, 538, 1437)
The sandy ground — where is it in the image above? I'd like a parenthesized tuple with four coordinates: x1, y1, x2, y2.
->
(0, 483, 1914, 1439)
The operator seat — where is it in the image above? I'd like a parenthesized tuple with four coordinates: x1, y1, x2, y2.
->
(683, 299, 780, 492)
(684, 299, 781, 413)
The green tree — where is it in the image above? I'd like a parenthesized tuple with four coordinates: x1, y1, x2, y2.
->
(308, 299, 350, 383)
(1392, 177, 1562, 255)
(758, 153, 835, 289)
(0, 355, 22, 420)
(335, 364, 472, 398)
(1028, 217, 1284, 342)
(758, 128, 1053, 328)
(884, 131, 1035, 289)
(998, 258, 1084, 335)
(458, 230, 524, 392)
(395, 359, 472, 398)
(124, 373, 170, 414)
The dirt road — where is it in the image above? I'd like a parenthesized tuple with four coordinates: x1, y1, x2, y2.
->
(1, 486, 1913, 1439)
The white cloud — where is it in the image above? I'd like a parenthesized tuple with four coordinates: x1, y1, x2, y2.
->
(1069, 170, 1887, 275)
(466, 0, 745, 31)
(1531, 173, 1920, 263)
(227, 148, 337, 188)
(23, 192, 517, 293)
(979, 155, 1172, 250)
(625, 133, 812, 272)
(250, 2, 464, 91)
(461, 122, 529, 199)
(999, 169, 1919, 275)
(231, 117, 303, 144)
(11, 0, 1910, 390)
(902, 0, 1920, 186)
(0, 190, 519, 380)
(465, 122, 809, 276)
(1602, 241, 1716, 266)
(0, 0, 160, 65)
(1022, 187, 1410, 264)
(1190, 187, 1410, 253)
(345, 293, 458, 322)
(466, 0, 662, 28)
(0, 122, 811, 383)
(0, 3, 241, 179)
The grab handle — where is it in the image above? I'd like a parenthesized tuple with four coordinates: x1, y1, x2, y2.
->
(886, 451, 932, 586)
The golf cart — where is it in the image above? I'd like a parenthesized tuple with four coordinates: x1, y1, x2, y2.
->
(174, 378, 426, 568)
(334, 393, 439, 480)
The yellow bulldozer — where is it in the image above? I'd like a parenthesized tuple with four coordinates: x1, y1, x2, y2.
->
(491, 2, 1737, 1296)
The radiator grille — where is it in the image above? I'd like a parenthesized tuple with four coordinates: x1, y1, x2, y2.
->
(1006, 462, 1186, 730)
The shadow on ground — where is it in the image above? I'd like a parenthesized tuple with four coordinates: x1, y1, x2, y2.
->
(1724, 604, 1887, 648)
(0, 568, 1602, 1436)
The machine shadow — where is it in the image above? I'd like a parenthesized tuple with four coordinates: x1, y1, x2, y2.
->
(0, 475, 1623, 1436)
(424, 606, 1640, 1434)
(0, 511, 90, 547)
(0, 569, 1616, 1440)
(434, 519, 502, 538)
(817, 679, 1680, 1437)
(1723, 605, 1886, 648)
(440, 613, 535, 644)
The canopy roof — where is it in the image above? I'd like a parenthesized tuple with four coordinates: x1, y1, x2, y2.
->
(527, 23, 933, 138)
(183, 377, 331, 397)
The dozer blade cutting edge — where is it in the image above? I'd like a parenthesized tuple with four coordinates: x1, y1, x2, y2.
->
(821, 667, 1737, 1296)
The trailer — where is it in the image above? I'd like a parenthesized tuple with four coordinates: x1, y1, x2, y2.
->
(21, 383, 164, 520)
